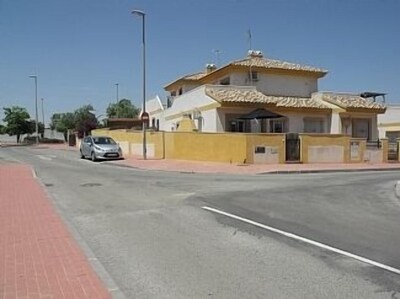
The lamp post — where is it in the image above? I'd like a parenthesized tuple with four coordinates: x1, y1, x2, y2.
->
(29, 75, 39, 144)
(41, 98, 45, 129)
(115, 83, 119, 118)
(131, 9, 147, 160)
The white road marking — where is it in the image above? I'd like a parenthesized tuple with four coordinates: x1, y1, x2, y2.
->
(31, 168, 37, 179)
(202, 206, 400, 275)
(37, 155, 52, 161)
(172, 192, 196, 198)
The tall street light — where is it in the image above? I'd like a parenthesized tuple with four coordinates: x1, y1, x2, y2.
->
(132, 9, 147, 160)
(41, 98, 45, 129)
(29, 75, 39, 144)
(115, 83, 119, 118)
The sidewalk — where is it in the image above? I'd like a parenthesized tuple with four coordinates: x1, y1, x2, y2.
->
(110, 157, 400, 175)
(0, 164, 111, 299)
(27, 143, 400, 174)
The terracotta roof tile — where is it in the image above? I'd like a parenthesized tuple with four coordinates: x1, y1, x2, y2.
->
(205, 86, 329, 109)
(232, 56, 328, 74)
(183, 72, 207, 80)
(321, 93, 386, 110)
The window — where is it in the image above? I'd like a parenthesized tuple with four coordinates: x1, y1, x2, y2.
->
(249, 71, 259, 81)
(178, 88, 183, 95)
(304, 118, 325, 133)
(270, 119, 286, 133)
(171, 91, 176, 97)
(230, 120, 245, 132)
(255, 146, 266, 154)
(220, 77, 230, 85)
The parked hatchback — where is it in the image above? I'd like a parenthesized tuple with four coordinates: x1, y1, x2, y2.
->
(80, 136, 123, 161)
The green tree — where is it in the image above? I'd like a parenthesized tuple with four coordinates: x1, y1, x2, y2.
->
(2, 106, 32, 143)
(28, 121, 45, 137)
(50, 112, 76, 141)
(0, 124, 5, 134)
(73, 105, 98, 138)
(50, 105, 99, 140)
(106, 99, 139, 119)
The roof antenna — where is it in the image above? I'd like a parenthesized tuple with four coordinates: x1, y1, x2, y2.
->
(247, 29, 253, 86)
(212, 49, 221, 66)
(247, 29, 252, 51)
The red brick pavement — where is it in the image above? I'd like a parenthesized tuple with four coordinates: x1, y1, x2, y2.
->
(0, 164, 111, 299)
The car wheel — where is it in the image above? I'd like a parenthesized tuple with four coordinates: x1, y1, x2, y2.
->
(91, 152, 97, 162)
(80, 150, 85, 159)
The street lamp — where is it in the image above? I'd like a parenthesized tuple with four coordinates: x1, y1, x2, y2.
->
(115, 83, 119, 118)
(132, 9, 147, 160)
(29, 75, 39, 144)
(41, 98, 45, 129)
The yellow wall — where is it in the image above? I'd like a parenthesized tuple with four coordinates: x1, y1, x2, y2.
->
(300, 134, 387, 163)
(381, 138, 389, 163)
(245, 134, 286, 164)
(91, 129, 388, 164)
(349, 139, 367, 163)
(164, 132, 248, 163)
(92, 129, 165, 158)
(300, 134, 351, 163)
(92, 129, 285, 164)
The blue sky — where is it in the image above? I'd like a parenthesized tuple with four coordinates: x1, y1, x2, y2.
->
(1, 0, 399, 125)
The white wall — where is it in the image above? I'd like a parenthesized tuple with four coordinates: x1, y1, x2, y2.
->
(146, 95, 164, 114)
(202, 109, 219, 132)
(183, 83, 201, 93)
(158, 86, 218, 132)
(378, 106, 400, 139)
(228, 71, 318, 97)
(378, 106, 400, 124)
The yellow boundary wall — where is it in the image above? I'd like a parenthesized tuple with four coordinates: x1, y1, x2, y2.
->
(91, 129, 388, 164)
(92, 129, 285, 164)
(300, 134, 388, 163)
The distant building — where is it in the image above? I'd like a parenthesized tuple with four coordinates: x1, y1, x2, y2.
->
(378, 105, 400, 142)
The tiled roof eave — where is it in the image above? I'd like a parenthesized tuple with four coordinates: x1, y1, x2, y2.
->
(231, 57, 328, 74)
(235, 65, 328, 77)
(321, 94, 386, 112)
(344, 107, 387, 113)
(164, 73, 206, 89)
(205, 86, 330, 109)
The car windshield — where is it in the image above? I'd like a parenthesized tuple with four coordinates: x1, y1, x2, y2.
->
(93, 137, 116, 145)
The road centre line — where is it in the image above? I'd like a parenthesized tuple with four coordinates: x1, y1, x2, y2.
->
(202, 206, 400, 275)
(37, 155, 52, 160)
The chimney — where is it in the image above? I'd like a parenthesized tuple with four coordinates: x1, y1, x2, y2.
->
(247, 50, 264, 58)
(205, 63, 217, 74)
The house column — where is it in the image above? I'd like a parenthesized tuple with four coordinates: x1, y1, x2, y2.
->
(371, 115, 378, 140)
(330, 111, 341, 134)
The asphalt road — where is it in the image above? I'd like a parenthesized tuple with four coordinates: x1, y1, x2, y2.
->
(1, 146, 400, 298)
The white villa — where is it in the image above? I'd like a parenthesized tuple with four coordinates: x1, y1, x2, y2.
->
(146, 50, 386, 141)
